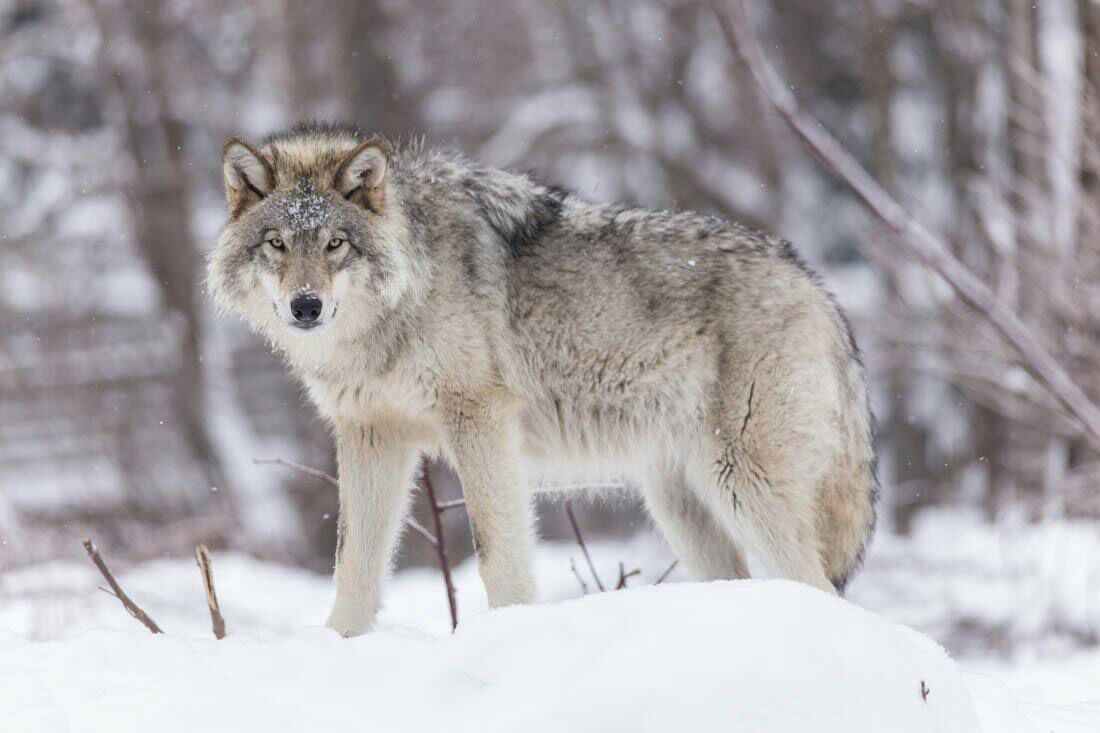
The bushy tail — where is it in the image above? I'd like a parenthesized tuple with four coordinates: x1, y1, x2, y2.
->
(818, 355, 879, 594)
(820, 457, 879, 594)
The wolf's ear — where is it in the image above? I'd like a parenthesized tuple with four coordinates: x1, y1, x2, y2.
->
(334, 138, 389, 207)
(223, 138, 273, 214)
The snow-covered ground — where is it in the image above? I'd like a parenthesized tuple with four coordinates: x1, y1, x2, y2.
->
(0, 559, 985, 733)
(2, 512, 1099, 732)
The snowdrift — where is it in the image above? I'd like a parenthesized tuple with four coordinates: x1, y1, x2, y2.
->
(2, 579, 983, 733)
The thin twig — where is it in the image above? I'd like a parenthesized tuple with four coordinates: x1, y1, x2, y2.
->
(569, 557, 590, 594)
(82, 538, 163, 634)
(434, 498, 467, 511)
(421, 459, 459, 631)
(655, 560, 679, 585)
(615, 562, 642, 590)
(253, 457, 338, 486)
(564, 500, 605, 592)
(404, 516, 440, 547)
(254, 456, 439, 545)
(194, 544, 226, 640)
(714, 0, 1100, 450)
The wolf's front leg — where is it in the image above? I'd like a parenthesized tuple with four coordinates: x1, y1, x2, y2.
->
(326, 420, 419, 637)
(444, 396, 536, 608)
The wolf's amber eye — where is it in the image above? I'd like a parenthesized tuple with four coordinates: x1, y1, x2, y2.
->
(265, 237, 284, 250)
(328, 237, 347, 251)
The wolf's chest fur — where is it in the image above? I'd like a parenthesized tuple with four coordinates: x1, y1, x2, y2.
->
(294, 319, 717, 478)
(295, 342, 440, 428)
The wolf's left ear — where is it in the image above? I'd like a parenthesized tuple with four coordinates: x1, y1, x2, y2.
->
(223, 138, 274, 215)
(335, 138, 389, 205)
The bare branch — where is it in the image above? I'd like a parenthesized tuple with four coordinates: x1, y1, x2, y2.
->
(714, 0, 1100, 450)
(434, 498, 467, 511)
(655, 560, 679, 585)
(569, 556, 590, 594)
(421, 460, 458, 631)
(254, 456, 440, 546)
(194, 544, 226, 640)
(82, 538, 163, 634)
(615, 562, 641, 590)
(564, 500, 605, 592)
(404, 516, 439, 547)
(253, 457, 338, 486)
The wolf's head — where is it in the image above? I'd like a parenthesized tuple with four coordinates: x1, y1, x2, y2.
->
(208, 124, 414, 345)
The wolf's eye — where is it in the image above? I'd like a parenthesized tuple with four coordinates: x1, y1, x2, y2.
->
(327, 237, 347, 251)
(265, 237, 284, 250)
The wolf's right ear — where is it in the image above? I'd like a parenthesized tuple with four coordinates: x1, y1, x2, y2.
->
(223, 138, 274, 215)
(334, 138, 389, 211)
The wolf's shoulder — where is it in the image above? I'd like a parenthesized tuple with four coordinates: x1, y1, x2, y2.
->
(394, 144, 796, 265)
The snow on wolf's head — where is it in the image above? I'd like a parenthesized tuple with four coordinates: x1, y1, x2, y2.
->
(208, 123, 414, 349)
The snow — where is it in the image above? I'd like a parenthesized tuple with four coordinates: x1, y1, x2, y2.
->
(276, 180, 333, 233)
(3, 574, 981, 732)
(848, 508, 1100, 651)
(3, 533, 1097, 732)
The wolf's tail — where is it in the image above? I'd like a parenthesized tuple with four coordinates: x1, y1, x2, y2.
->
(817, 345, 879, 595)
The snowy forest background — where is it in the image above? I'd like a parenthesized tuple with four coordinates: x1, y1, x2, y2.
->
(3, 0, 1100, 691)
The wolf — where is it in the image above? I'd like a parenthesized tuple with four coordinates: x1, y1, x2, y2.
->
(208, 122, 878, 637)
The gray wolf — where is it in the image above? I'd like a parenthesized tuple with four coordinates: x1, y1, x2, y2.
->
(208, 122, 878, 636)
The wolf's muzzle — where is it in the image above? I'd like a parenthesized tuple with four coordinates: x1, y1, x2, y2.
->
(290, 294, 324, 327)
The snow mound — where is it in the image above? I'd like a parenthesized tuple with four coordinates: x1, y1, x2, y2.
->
(1, 579, 981, 733)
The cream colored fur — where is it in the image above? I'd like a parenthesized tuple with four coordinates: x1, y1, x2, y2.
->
(208, 124, 878, 637)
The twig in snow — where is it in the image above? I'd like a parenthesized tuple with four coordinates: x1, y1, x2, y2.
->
(421, 459, 459, 631)
(615, 562, 642, 590)
(564, 500, 605, 592)
(569, 556, 590, 594)
(82, 538, 163, 634)
(920, 680, 930, 702)
(655, 560, 679, 585)
(713, 0, 1100, 450)
(194, 544, 226, 640)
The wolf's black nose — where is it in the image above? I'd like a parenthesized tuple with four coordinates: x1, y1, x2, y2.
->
(290, 294, 323, 324)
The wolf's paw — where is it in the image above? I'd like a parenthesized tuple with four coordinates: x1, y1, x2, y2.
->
(326, 602, 374, 638)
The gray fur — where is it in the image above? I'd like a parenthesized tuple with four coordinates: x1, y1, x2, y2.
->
(208, 122, 879, 635)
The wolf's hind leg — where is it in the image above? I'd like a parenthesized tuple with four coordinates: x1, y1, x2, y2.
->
(443, 396, 536, 608)
(641, 466, 750, 581)
(690, 435, 837, 595)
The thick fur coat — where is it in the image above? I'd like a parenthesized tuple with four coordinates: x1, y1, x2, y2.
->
(208, 122, 878, 636)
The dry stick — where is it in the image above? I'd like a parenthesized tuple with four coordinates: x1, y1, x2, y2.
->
(421, 459, 459, 631)
(569, 556, 591, 594)
(82, 538, 163, 634)
(252, 457, 438, 546)
(655, 560, 679, 585)
(715, 0, 1100, 451)
(434, 498, 468, 512)
(564, 500, 606, 592)
(615, 562, 642, 590)
(253, 457, 339, 486)
(194, 544, 226, 640)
